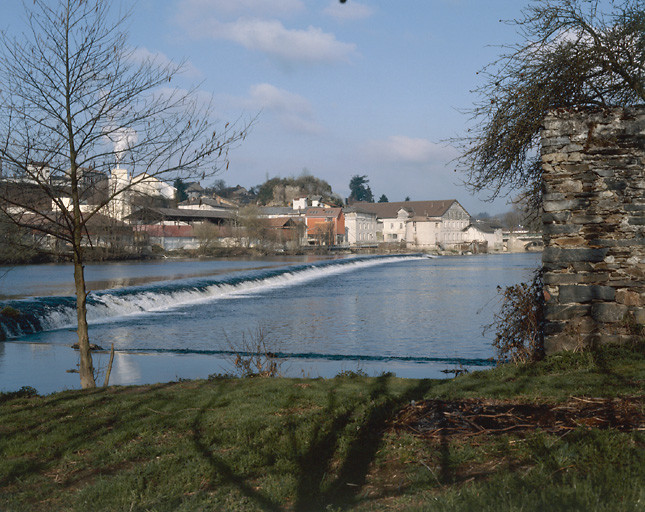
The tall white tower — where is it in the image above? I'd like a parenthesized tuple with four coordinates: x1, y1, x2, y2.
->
(108, 167, 131, 221)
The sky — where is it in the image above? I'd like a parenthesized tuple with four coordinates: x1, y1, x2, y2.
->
(4, 0, 529, 215)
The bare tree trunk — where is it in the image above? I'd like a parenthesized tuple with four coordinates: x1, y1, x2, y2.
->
(103, 343, 115, 387)
(74, 245, 96, 389)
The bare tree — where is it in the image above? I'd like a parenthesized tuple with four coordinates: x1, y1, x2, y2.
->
(458, 0, 645, 202)
(0, 0, 249, 388)
(237, 205, 267, 248)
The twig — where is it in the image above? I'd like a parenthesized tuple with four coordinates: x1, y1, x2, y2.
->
(419, 460, 444, 487)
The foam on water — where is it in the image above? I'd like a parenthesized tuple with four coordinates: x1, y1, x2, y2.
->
(0, 255, 425, 339)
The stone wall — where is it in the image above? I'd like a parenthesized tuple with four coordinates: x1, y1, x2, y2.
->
(541, 106, 645, 354)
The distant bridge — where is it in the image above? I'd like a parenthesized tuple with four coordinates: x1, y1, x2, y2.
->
(503, 232, 543, 252)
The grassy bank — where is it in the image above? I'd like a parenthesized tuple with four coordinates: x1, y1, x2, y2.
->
(1, 343, 643, 511)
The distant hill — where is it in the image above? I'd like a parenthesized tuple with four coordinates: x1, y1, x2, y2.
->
(255, 174, 342, 207)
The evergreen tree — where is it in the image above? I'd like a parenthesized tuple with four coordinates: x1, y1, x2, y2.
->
(174, 178, 188, 203)
(349, 175, 374, 203)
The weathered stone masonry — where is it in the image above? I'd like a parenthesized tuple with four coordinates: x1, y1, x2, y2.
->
(541, 106, 645, 354)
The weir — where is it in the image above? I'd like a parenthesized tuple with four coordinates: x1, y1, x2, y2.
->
(0, 255, 425, 340)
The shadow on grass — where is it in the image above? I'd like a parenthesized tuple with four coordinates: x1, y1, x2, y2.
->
(300, 376, 433, 511)
(187, 375, 434, 511)
(0, 380, 208, 496)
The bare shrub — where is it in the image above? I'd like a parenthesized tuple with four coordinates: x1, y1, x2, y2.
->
(489, 269, 544, 363)
(227, 328, 282, 378)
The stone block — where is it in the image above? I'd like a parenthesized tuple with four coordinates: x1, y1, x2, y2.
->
(560, 163, 591, 173)
(541, 136, 572, 147)
(543, 247, 608, 263)
(616, 289, 642, 306)
(544, 334, 586, 355)
(591, 303, 628, 323)
(589, 238, 643, 248)
(558, 285, 615, 303)
(605, 179, 629, 192)
(543, 211, 572, 223)
(544, 322, 565, 335)
(543, 193, 567, 202)
(542, 199, 590, 212)
(544, 304, 591, 321)
(624, 204, 645, 212)
(552, 236, 586, 247)
(570, 214, 604, 224)
(543, 224, 581, 235)
(546, 272, 609, 285)
(634, 308, 645, 325)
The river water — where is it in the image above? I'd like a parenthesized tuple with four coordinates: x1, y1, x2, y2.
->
(0, 253, 540, 393)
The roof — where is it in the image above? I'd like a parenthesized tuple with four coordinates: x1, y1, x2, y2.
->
(258, 206, 300, 216)
(350, 200, 460, 219)
(136, 224, 194, 237)
(343, 206, 378, 216)
(305, 207, 342, 218)
(179, 197, 237, 209)
(127, 206, 234, 222)
(466, 219, 503, 234)
(185, 182, 204, 192)
(263, 217, 304, 228)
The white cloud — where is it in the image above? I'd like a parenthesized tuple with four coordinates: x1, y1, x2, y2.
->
(363, 136, 457, 165)
(323, 1, 373, 21)
(184, 17, 356, 64)
(128, 47, 202, 79)
(242, 83, 322, 134)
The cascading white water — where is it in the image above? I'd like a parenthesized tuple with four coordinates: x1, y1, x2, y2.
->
(1, 255, 426, 337)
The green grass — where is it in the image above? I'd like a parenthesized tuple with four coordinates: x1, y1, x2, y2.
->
(1, 343, 644, 511)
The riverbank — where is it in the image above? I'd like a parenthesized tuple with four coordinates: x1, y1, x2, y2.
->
(1, 342, 643, 511)
(0, 240, 533, 266)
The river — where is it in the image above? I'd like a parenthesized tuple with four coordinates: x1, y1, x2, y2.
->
(0, 253, 541, 394)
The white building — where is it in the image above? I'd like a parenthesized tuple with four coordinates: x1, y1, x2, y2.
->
(343, 207, 378, 246)
(463, 220, 504, 252)
(107, 168, 176, 221)
(350, 200, 473, 250)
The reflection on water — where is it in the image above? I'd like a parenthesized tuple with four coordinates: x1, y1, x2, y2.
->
(112, 352, 141, 384)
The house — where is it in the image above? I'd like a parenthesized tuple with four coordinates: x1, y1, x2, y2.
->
(133, 224, 197, 251)
(126, 206, 234, 225)
(179, 196, 238, 211)
(126, 206, 235, 250)
(107, 168, 176, 221)
(185, 182, 204, 200)
(262, 217, 306, 248)
(260, 196, 331, 219)
(304, 207, 345, 246)
(462, 219, 504, 252)
(350, 200, 472, 250)
(343, 206, 378, 247)
(258, 206, 305, 219)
